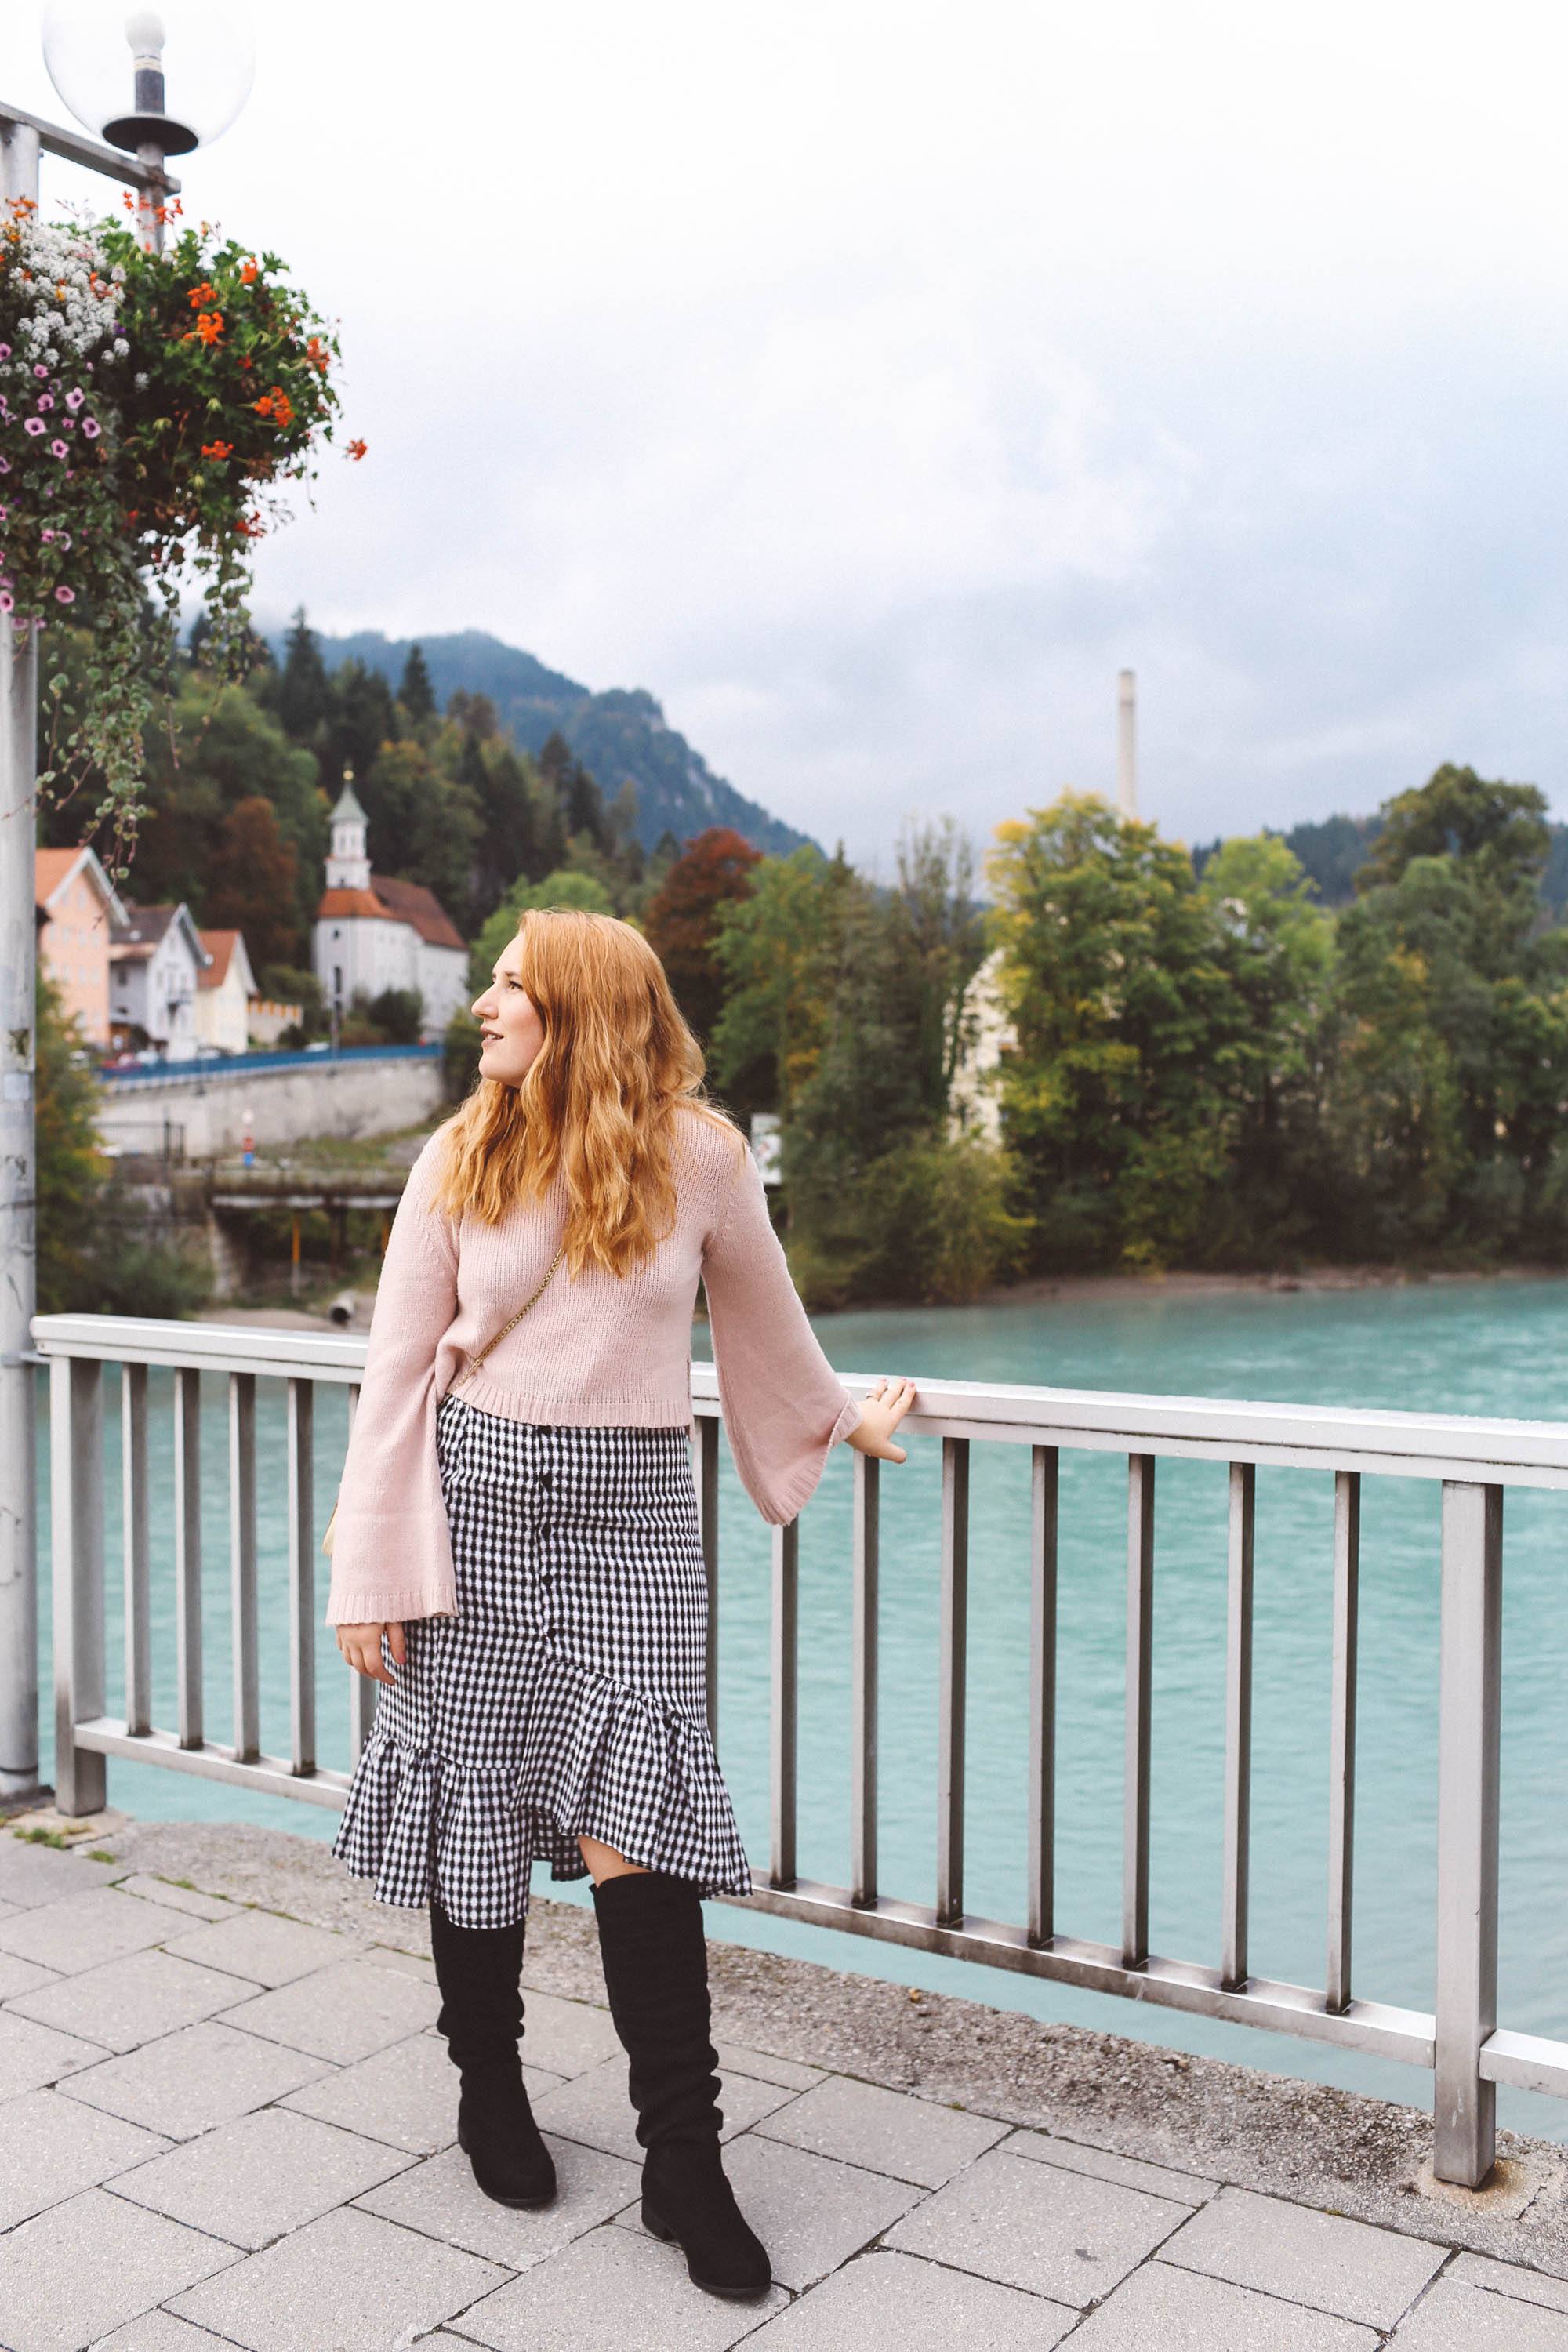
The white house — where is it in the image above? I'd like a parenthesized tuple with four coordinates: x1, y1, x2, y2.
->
(109, 902, 209, 1057)
(312, 775, 469, 1040)
(194, 928, 258, 1054)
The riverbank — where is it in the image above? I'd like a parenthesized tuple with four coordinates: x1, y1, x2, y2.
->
(5, 1808, 1568, 2350)
(969, 1261, 1568, 1312)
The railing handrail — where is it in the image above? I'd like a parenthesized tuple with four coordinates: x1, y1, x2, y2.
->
(30, 1312, 1568, 1485)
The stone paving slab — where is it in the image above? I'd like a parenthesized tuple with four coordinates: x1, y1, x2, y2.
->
(0, 1885, 185, 1974)
(111, 1874, 235, 1923)
(0, 2085, 169, 2229)
(281, 2027, 562, 2154)
(0, 2006, 102, 2096)
(744, 2246, 1078, 2348)
(0, 1947, 60, 2000)
(456, 2219, 790, 2350)
(510, 1985, 626, 2076)
(355, 2134, 643, 2267)
(89, 2314, 240, 2351)
(57, 2017, 332, 2139)
(1005, 2125, 1220, 2203)
(168, 2201, 510, 2352)
(1389, 2274, 1568, 2347)
(1450, 2251, 1568, 2314)
(615, 2131, 924, 2292)
(6, 1946, 257, 2053)
(217, 1952, 440, 2061)
(1068, 2262, 1383, 2348)
(0, 1842, 119, 1911)
(0, 2184, 239, 2352)
(157, 1907, 358, 1986)
(1159, 2183, 1449, 2328)
(531, 2049, 795, 2162)
(885, 2141, 1189, 2306)
(751, 2070, 1011, 2187)
(711, 2039, 825, 2091)
(112, 2103, 416, 2249)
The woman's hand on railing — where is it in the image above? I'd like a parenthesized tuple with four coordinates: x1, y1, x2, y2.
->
(845, 1377, 918, 1464)
(335, 1621, 405, 1684)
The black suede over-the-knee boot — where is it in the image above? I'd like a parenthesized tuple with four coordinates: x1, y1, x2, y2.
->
(591, 1869, 771, 2300)
(430, 1897, 557, 2209)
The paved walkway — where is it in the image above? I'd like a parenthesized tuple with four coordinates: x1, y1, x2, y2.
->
(2, 1824, 1568, 2350)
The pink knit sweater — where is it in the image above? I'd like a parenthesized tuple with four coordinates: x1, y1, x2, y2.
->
(323, 1105, 862, 1627)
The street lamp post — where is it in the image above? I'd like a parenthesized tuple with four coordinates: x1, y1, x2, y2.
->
(0, 6, 250, 1806)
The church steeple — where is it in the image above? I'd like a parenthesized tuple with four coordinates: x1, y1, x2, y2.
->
(325, 768, 372, 892)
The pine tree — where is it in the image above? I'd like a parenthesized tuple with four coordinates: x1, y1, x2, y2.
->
(399, 642, 437, 722)
(275, 608, 333, 742)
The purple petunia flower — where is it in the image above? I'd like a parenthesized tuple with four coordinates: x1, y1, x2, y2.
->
(82, 418, 100, 439)
(39, 528, 53, 542)
(23, 418, 45, 437)
(49, 440, 67, 459)
(0, 344, 9, 359)
(32, 364, 47, 379)
(35, 394, 53, 412)
(56, 531, 71, 550)
(0, 460, 9, 474)
(0, 595, 13, 615)
(64, 389, 83, 412)
(53, 586, 74, 604)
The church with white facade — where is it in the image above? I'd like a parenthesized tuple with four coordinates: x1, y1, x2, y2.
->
(312, 775, 470, 1040)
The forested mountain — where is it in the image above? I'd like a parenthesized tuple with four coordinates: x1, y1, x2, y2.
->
(1197, 809, 1568, 916)
(274, 627, 815, 859)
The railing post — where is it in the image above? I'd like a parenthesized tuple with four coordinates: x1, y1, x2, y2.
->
(695, 1414, 720, 1750)
(51, 1356, 106, 1817)
(851, 1450, 879, 1907)
(936, 1436, 970, 1927)
(287, 1378, 315, 1777)
(1027, 1444, 1058, 1945)
(1123, 1453, 1155, 1969)
(1433, 1478, 1502, 2187)
(1221, 1461, 1255, 1989)
(1326, 1470, 1360, 2013)
(770, 1519, 798, 1889)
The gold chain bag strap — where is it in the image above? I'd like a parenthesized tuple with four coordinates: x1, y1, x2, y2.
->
(321, 1239, 567, 1563)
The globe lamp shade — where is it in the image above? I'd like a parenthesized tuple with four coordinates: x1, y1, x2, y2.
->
(42, 1, 254, 157)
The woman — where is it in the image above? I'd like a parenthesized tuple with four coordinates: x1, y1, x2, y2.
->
(325, 908, 916, 2304)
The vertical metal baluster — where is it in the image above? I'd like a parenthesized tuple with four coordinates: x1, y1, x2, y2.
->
(121, 1363, 150, 1738)
(344, 1383, 376, 1762)
(1326, 1469, 1360, 2013)
(936, 1436, 970, 1927)
(696, 1414, 720, 1749)
(52, 1356, 106, 1816)
(173, 1366, 201, 1750)
(851, 1450, 880, 1907)
(287, 1377, 315, 1775)
(771, 1519, 799, 1888)
(1433, 1479, 1503, 2187)
(1123, 1453, 1156, 1969)
(229, 1372, 258, 1763)
(1221, 1461, 1256, 1989)
(1027, 1444, 1059, 1946)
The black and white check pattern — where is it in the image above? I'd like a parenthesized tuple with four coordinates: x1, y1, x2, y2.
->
(332, 1392, 753, 1928)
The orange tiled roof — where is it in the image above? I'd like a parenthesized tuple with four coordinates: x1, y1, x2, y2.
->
(197, 928, 241, 989)
(317, 887, 390, 921)
(314, 876, 465, 952)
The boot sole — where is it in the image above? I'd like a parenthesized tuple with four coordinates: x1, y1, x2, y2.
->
(642, 2200, 772, 2300)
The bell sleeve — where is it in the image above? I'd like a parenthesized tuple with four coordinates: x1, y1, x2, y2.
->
(323, 1138, 462, 1628)
(700, 1139, 862, 1524)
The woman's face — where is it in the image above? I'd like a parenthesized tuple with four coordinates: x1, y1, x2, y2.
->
(471, 941, 546, 1089)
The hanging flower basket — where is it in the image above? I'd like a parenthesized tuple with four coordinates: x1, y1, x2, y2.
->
(0, 194, 364, 876)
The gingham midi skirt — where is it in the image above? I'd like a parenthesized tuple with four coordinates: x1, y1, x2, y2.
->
(331, 1390, 753, 1928)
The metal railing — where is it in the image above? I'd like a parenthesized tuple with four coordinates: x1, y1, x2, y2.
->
(31, 1308, 1568, 2189)
(100, 1043, 443, 1087)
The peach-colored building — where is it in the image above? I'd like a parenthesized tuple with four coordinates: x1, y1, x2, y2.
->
(194, 928, 257, 1055)
(35, 846, 129, 1054)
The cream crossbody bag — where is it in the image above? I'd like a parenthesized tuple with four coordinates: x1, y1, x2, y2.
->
(321, 1240, 567, 1562)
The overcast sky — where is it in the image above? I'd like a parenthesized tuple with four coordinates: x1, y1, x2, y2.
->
(9, 0, 1568, 868)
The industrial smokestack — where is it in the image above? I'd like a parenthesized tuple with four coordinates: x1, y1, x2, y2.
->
(1116, 669, 1138, 818)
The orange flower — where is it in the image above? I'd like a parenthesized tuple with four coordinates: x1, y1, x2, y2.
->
(346, 437, 368, 461)
(253, 392, 275, 418)
(187, 281, 216, 310)
(305, 336, 330, 373)
(192, 310, 223, 346)
(201, 440, 233, 459)
(241, 258, 259, 284)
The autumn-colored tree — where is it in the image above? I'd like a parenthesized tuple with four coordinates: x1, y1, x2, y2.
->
(204, 796, 302, 973)
(644, 826, 762, 1040)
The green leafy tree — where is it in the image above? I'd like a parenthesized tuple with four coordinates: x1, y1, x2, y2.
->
(34, 968, 106, 1313)
(399, 642, 437, 723)
(274, 608, 334, 746)
(987, 792, 1252, 1269)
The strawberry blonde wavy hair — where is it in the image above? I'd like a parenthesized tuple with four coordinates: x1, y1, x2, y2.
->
(430, 908, 742, 1277)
